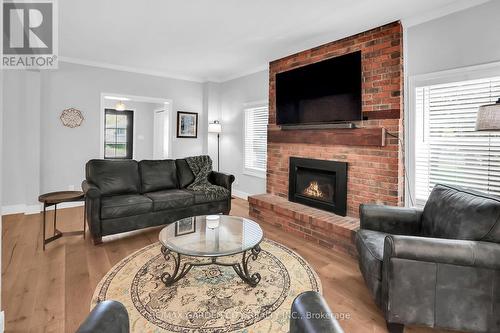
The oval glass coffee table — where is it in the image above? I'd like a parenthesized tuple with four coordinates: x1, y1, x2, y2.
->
(159, 215, 263, 287)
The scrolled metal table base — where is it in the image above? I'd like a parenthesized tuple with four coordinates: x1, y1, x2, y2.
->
(160, 245, 262, 287)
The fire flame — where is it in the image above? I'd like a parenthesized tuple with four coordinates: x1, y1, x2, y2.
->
(303, 181, 325, 199)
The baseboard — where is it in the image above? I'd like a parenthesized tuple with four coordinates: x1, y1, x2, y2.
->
(0, 310, 4, 333)
(1, 204, 26, 215)
(232, 190, 250, 200)
(2, 201, 84, 216)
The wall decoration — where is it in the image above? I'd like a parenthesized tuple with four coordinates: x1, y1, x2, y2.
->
(177, 111, 198, 138)
(60, 108, 84, 128)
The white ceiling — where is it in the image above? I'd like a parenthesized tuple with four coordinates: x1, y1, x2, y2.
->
(59, 0, 488, 82)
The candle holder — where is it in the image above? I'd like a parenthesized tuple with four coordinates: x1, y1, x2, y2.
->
(206, 215, 220, 229)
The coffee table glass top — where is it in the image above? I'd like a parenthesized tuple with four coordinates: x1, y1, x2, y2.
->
(159, 215, 263, 257)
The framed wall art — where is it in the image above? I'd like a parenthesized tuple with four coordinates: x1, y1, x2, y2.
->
(177, 111, 198, 138)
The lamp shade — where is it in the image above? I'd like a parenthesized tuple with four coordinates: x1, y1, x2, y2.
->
(208, 120, 222, 133)
(476, 98, 500, 131)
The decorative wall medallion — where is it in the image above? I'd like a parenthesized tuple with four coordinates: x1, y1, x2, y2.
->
(60, 108, 84, 128)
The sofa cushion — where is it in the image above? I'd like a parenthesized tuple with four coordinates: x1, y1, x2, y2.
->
(86, 159, 140, 196)
(139, 160, 177, 193)
(101, 194, 153, 219)
(175, 159, 195, 188)
(188, 185, 230, 204)
(145, 189, 194, 211)
(355, 229, 387, 306)
(422, 184, 500, 242)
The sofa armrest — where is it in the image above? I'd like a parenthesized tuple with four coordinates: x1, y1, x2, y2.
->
(82, 180, 101, 199)
(290, 291, 344, 333)
(76, 300, 129, 333)
(384, 235, 500, 269)
(359, 204, 423, 235)
(209, 171, 235, 190)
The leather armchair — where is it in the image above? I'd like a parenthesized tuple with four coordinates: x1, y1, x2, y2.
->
(76, 300, 129, 333)
(290, 291, 344, 333)
(356, 184, 500, 333)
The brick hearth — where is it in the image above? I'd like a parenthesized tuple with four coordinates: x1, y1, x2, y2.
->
(249, 194, 359, 257)
(249, 21, 404, 256)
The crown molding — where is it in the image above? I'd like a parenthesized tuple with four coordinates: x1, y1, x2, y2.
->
(213, 64, 269, 83)
(401, 0, 490, 28)
(59, 56, 204, 83)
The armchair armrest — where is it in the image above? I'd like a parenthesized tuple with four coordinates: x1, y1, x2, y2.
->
(359, 204, 423, 235)
(384, 235, 500, 269)
(82, 180, 101, 199)
(76, 300, 129, 333)
(209, 171, 235, 190)
(290, 291, 344, 333)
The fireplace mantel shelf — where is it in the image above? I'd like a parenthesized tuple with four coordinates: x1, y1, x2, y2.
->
(267, 127, 386, 147)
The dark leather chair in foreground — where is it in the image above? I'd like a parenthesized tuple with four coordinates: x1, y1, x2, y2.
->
(76, 300, 129, 333)
(356, 184, 500, 333)
(290, 291, 344, 333)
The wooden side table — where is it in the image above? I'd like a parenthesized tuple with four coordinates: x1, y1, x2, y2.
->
(38, 191, 86, 251)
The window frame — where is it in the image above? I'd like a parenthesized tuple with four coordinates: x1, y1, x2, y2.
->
(243, 103, 269, 179)
(406, 62, 500, 207)
(104, 108, 134, 160)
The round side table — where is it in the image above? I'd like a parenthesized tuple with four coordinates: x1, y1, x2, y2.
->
(38, 191, 86, 251)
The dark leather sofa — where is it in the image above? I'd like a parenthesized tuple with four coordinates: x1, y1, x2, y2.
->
(356, 184, 500, 333)
(82, 158, 235, 244)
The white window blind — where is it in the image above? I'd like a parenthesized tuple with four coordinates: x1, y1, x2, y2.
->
(415, 76, 500, 205)
(244, 106, 268, 175)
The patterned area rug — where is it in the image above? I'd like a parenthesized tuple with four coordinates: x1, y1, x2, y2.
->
(92, 239, 321, 332)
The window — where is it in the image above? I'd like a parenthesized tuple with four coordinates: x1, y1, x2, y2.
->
(104, 109, 134, 159)
(414, 76, 500, 205)
(244, 105, 268, 177)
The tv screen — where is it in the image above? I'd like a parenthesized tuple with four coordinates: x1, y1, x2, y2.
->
(276, 51, 362, 125)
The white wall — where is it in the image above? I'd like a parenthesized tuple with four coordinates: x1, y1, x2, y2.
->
(2, 71, 41, 209)
(217, 70, 269, 198)
(2, 62, 206, 211)
(407, 0, 500, 76)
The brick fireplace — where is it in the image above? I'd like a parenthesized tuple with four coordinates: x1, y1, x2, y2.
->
(249, 21, 404, 257)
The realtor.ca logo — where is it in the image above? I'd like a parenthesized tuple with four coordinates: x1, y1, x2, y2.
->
(2, 0, 58, 69)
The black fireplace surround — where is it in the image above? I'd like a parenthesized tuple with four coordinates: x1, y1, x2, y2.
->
(289, 157, 347, 216)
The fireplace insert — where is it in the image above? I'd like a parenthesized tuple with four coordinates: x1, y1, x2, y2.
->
(289, 157, 347, 216)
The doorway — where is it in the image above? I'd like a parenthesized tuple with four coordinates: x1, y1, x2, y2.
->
(100, 93, 172, 160)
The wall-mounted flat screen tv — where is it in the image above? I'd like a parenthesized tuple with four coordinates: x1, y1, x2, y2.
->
(276, 51, 362, 125)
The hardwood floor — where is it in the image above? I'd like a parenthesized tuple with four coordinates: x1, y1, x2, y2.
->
(2, 198, 451, 333)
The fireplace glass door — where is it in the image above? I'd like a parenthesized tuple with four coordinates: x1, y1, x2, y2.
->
(288, 157, 347, 216)
(295, 167, 336, 204)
